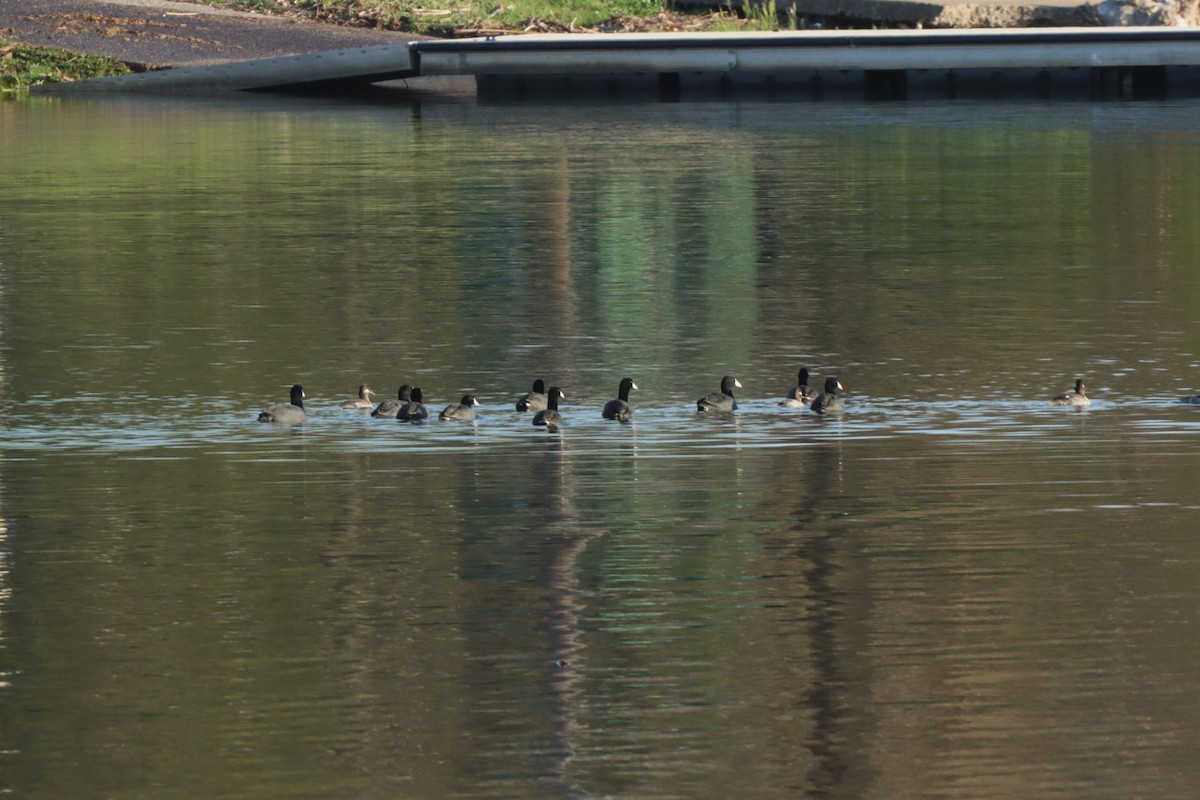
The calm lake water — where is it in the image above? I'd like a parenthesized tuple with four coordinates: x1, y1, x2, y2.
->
(2, 91, 1200, 799)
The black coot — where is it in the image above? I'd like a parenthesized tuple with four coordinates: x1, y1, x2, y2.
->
(697, 376, 741, 413)
(602, 377, 638, 422)
(533, 387, 565, 431)
(258, 384, 307, 425)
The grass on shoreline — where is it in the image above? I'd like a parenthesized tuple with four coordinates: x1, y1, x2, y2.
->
(1, 41, 131, 94)
(189, 0, 806, 37)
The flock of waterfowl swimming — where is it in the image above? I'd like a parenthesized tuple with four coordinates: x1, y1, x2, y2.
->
(256, 371, 817, 428)
(256, 368, 1200, 428)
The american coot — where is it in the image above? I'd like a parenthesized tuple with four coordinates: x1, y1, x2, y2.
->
(810, 377, 845, 415)
(440, 394, 480, 421)
(1049, 379, 1090, 407)
(397, 387, 429, 422)
(781, 367, 817, 408)
(371, 385, 411, 418)
(533, 387, 565, 431)
(516, 379, 548, 413)
(697, 375, 741, 413)
(602, 377, 638, 422)
(258, 384, 307, 425)
(1183, 395, 1200, 404)
(340, 384, 375, 410)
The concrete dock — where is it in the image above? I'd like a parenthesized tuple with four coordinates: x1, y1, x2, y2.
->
(34, 27, 1200, 100)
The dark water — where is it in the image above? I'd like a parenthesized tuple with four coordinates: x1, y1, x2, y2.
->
(2, 93, 1200, 799)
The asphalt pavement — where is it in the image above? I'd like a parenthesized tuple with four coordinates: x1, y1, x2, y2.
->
(0, 0, 423, 69)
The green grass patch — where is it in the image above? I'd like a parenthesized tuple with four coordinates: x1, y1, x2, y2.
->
(184, 0, 792, 36)
(1, 40, 131, 95)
